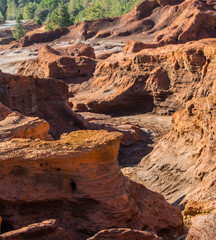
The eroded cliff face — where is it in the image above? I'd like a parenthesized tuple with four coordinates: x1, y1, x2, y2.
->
(0, 127, 183, 239)
(132, 81, 216, 212)
(0, 70, 88, 138)
(71, 39, 216, 115)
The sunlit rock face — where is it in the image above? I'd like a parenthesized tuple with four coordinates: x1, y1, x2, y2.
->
(0, 129, 183, 240)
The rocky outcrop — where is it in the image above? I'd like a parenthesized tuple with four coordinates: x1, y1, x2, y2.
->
(56, 42, 96, 59)
(0, 70, 88, 138)
(0, 130, 183, 240)
(72, 39, 216, 115)
(186, 213, 216, 240)
(0, 111, 52, 141)
(131, 81, 216, 209)
(0, 219, 73, 240)
(18, 45, 96, 84)
(19, 27, 69, 47)
(87, 228, 159, 240)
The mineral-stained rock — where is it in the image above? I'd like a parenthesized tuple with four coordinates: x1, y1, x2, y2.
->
(0, 111, 52, 141)
(0, 130, 183, 240)
(186, 213, 216, 240)
(87, 228, 159, 240)
(0, 102, 12, 121)
(0, 219, 74, 240)
(131, 81, 216, 208)
(18, 45, 96, 83)
(0, 70, 88, 138)
(72, 39, 216, 115)
(123, 40, 157, 53)
(80, 112, 148, 146)
(19, 27, 69, 47)
(56, 42, 96, 59)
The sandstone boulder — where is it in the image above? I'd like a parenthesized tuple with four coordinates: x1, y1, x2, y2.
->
(0, 219, 74, 240)
(56, 42, 96, 59)
(0, 102, 12, 121)
(0, 130, 183, 240)
(186, 213, 216, 240)
(19, 27, 69, 47)
(0, 111, 52, 141)
(0, 71, 88, 138)
(87, 228, 159, 240)
(18, 45, 96, 83)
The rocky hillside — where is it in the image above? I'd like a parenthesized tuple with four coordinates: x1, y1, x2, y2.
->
(13, 0, 216, 47)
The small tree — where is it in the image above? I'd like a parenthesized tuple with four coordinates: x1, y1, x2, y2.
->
(34, 8, 49, 22)
(12, 14, 26, 41)
(23, 2, 38, 20)
(50, 2, 72, 28)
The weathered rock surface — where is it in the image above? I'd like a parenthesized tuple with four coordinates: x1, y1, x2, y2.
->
(131, 81, 216, 208)
(0, 130, 183, 240)
(80, 112, 148, 146)
(0, 219, 74, 240)
(186, 213, 216, 240)
(18, 45, 96, 83)
(0, 111, 52, 142)
(19, 27, 69, 47)
(87, 228, 159, 240)
(72, 39, 216, 115)
(0, 70, 88, 138)
(56, 42, 96, 59)
(0, 102, 12, 121)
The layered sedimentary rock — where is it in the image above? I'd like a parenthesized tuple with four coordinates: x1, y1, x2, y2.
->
(0, 130, 183, 240)
(0, 70, 87, 138)
(18, 45, 96, 83)
(132, 81, 216, 209)
(0, 111, 52, 141)
(71, 39, 216, 114)
(87, 228, 159, 240)
(0, 219, 73, 240)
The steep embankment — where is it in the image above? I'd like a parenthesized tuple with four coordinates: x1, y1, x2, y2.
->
(132, 81, 216, 212)
(15, 0, 216, 47)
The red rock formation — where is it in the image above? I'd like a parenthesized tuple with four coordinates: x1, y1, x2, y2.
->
(18, 45, 96, 83)
(19, 27, 69, 47)
(186, 213, 216, 240)
(0, 130, 183, 240)
(131, 81, 216, 209)
(0, 219, 74, 240)
(11, 0, 216, 46)
(72, 39, 216, 115)
(0, 70, 88, 138)
(0, 111, 52, 141)
(87, 228, 159, 240)
(56, 42, 96, 59)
